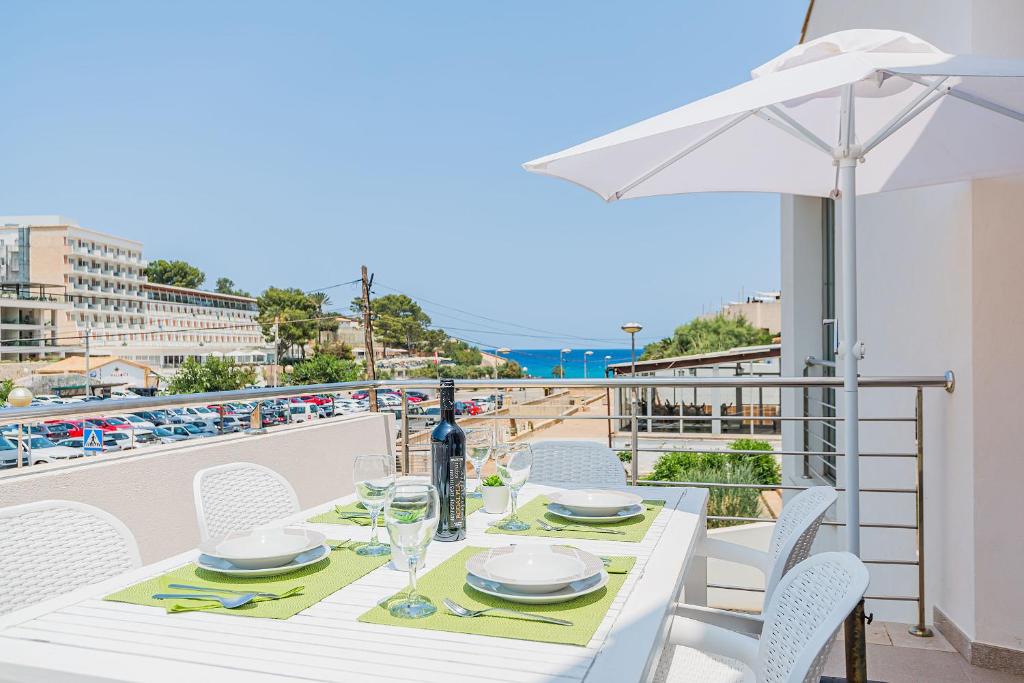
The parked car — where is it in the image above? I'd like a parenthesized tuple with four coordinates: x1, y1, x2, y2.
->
(213, 415, 246, 433)
(471, 395, 498, 412)
(164, 423, 211, 440)
(377, 393, 402, 408)
(0, 436, 26, 468)
(33, 394, 66, 405)
(152, 426, 189, 444)
(23, 436, 83, 465)
(406, 390, 431, 402)
(454, 401, 482, 416)
(110, 390, 140, 400)
(131, 410, 170, 426)
(1, 423, 72, 442)
(56, 437, 116, 454)
(350, 391, 370, 400)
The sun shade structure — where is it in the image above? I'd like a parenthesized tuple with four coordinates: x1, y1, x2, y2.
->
(524, 28, 1024, 556)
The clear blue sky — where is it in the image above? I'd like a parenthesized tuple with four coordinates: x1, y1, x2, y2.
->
(0, 1, 807, 349)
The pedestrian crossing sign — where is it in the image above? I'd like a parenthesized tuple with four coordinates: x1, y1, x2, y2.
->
(83, 427, 104, 453)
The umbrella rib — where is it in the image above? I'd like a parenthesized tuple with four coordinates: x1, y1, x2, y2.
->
(895, 73, 1024, 125)
(757, 105, 833, 155)
(862, 76, 949, 155)
(611, 110, 755, 200)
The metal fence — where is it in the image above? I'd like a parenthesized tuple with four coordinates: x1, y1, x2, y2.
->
(0, 373, 953, 635)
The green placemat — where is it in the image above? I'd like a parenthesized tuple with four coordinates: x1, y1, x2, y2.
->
(358, 546, 636, 646)
(485, 497, 665, 543)
(105, 541, 389, 619)
(309, 497, 485, 526)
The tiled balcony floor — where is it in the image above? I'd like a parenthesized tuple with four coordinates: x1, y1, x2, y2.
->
(822, 622, 1024, 683)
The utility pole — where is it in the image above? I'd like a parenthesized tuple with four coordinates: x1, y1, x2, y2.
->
(361, 265, 378, 412)
(272, 315, 281, 387)
(84, 325, 92, 397)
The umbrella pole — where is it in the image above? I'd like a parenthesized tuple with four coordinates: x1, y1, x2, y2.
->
(838, 84, 868, 683)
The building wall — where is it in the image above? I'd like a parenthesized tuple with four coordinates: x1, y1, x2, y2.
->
(793, 0, 1024, 651)
(0, 414, 394, 563)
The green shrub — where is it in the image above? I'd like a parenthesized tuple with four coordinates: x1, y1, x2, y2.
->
(649, 450, 728, 482)
(727, 438, 780, 485)
(617, 450, 632, 463)
(692, 462, 763, 528)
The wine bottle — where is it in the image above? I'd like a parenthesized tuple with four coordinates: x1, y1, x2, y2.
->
(430, 378, 466, 541)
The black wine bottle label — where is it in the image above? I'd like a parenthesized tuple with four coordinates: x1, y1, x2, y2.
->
(431, 379, 466, 542)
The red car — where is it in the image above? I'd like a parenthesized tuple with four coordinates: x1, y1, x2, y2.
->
(300, 395, 332, 406)
(64, 419, 119, 438)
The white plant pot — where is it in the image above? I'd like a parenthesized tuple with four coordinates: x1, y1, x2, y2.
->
(482, 486, 510, 514)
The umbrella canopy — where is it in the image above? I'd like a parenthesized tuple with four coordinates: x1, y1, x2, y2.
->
(523, 28, 1024, 559)
(524, 29, 1024, 200)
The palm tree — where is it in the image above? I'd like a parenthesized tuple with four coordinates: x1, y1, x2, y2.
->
(309, 292, 332, 349)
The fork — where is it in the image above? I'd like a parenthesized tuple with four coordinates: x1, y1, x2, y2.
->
(152, 592, 258, 609)
(442, 598, 572, 626)
(538, 520, 626, 536)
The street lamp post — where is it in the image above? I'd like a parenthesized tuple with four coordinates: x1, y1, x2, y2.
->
(559, 348, 571, 379)
(620, 323, 643, 485)
(583, 350, 593, 378)
(8, 387, 33, 469)
(621, 323, 643, 376)
(603, 354, 612, 375)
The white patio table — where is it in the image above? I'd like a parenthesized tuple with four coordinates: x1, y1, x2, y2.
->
(0, 483, 707, 683)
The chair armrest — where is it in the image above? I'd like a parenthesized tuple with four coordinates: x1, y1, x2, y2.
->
(669, 616, 760, 668)
(674, 603, 764, 636)
(700, 536, 769, 571)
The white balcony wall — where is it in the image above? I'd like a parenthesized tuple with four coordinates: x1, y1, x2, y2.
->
(0, 414, 395, 563)
(782, 0, 1024, 654)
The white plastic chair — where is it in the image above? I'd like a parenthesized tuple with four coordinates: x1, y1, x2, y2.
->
(662, 551, 869, 683)
(193, 462, 300, 540)
(0, 500, 141, 615)
(527, 440, 627, 487)
(680, 486, 837, 634)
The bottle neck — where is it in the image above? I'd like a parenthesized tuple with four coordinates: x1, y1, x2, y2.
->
(439, 385, 456, 422)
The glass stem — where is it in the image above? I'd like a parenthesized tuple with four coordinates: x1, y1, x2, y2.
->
(369, 507, 380, 546)
(406, 555, 419, 602)
(509, 488, 519, 522)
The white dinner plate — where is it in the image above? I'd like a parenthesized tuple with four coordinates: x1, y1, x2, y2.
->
(547, 489, 644, 516)
(196, 544, 330, 577)
(546, 502, 647, 524)
(199, 527, 327, 570)
(466, 545, 601, 594)
(465, 569, 609, 604)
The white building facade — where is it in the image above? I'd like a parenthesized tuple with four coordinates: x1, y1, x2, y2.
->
(780, 0, 1024, 668)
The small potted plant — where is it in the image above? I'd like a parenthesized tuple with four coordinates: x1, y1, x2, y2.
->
(480, 474, 509, 514)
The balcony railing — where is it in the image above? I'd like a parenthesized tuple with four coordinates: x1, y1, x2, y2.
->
(0, 373, 953, 635)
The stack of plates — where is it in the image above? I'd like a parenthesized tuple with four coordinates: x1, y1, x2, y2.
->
(197, 527, 328, 577)
(465, 545, 608, 604)
(546, 489, 645, 523)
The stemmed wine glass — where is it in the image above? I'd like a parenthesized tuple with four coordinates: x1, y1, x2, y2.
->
(464, 428, 492, 499)
(353, 454, 395, 556)
(384, 482, 440, 618)
(494, 442, 534, 531)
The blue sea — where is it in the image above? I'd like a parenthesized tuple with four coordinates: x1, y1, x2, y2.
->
(489, 348, 634, 379)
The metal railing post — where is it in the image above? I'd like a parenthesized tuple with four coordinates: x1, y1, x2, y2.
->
(630, 385, 639, 485)
(909, 387, 934, 637)
(401, 389, 410, 475)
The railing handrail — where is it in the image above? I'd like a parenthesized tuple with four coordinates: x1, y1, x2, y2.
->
(0, 373, 954, 422)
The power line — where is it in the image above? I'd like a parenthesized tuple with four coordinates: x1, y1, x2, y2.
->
(374, 280, 640, 345)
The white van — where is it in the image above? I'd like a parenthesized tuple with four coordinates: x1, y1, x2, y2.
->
(289, 404, 319, 422)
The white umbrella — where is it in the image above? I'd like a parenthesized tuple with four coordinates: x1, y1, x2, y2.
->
(524, 29, 1024, 556)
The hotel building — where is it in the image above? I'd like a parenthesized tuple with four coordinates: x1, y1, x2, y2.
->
(0, 215, 273, 371)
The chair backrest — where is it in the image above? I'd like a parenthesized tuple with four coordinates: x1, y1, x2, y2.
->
(0, 500, 141, 615)
(193, 462, 300, 540)
(527, 440, 628, 487)
(756, 552, 869, 683)
(764, 486, 837, 600)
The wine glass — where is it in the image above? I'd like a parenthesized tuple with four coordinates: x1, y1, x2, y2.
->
(464, 428, 492, 498)
(384, 483, 440, 618)
(353, 454, 395, 556)
(494, 442, 534, 531)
